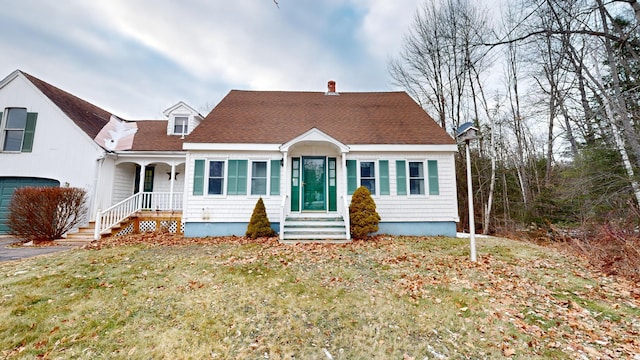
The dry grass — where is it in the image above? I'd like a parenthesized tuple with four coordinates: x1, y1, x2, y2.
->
(1, 235, 639, 359)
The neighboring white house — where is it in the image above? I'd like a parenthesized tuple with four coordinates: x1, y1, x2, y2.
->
(0, 70, 196, 235)
(1, 71, 458, 240)
(182, 81, 459, 239)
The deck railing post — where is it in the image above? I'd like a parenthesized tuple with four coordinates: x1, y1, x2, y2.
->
(94, 209, 102, 240)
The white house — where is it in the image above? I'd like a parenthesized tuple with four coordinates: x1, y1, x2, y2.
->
(0, 70, 195, 236)
(1, 71, 458, 240)
(182, 81, 459, 240)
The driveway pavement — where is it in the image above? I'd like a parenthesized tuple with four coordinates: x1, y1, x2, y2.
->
(0, 237, 75, 262)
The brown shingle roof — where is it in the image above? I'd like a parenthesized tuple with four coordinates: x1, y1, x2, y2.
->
(187, 90, 454, 145)
(21, 71, 110, 138)
(130, 121, 186, 151)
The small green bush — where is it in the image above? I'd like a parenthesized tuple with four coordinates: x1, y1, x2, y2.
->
(246, 197, 276, 239)
(349, 186, 381, 239)
(8, 186, 87, 241)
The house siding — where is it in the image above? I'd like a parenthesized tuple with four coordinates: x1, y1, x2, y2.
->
(183, 151, 284, 227)
(112, 163, 136, 204)
(184, 148, 458, 237)
(0, 74, 106, 221)
(345, 152, 458, 223)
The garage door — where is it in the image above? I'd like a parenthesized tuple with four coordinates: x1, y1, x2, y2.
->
(0, 177, 60, 234)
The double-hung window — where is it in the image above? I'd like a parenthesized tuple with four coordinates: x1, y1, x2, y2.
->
(251, 161, 268, 195)
(360, 161, 376, 195)
(1, 108, 37, 152)
(409, 162, 425, 195)
(208, 161, 225, 195)
(174, 116, 188, 135)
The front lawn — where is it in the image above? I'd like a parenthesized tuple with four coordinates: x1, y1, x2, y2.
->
(1, 235, 639, 359)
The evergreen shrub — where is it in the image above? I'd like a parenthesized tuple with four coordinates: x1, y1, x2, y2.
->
(349, 186, 381, 239)
(246, 197, 276, 239)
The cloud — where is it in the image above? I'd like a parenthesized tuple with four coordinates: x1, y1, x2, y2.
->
(0, 1, 423, 118)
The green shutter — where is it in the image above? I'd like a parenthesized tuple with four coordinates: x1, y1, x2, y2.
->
(346, 160, 357, 195)
(379, 160, 389, 195)
(228, 160, 247, 195)
(21, 112, 38, 152)
(270, 160, 280, 195)
(428, 160, 439, 195)
(396, 160, 407, 195)
(193, 160, 204, 195)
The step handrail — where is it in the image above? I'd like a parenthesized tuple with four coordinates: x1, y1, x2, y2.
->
(279, 194, 288, 241)
(94, 192, 183, 239)
(341, 195, 351, 240)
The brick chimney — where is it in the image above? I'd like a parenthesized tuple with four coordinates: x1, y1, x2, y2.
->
(328, 80, 336, 93)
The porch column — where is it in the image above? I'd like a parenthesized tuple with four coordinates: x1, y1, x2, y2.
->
(169, 163, 176, 210)
(137, 163, 146, 209)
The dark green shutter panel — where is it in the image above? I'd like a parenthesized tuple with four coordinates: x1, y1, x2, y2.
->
(270, 160, 280, 195)
(237, 160, 247, 195)
(193, 160, 205, 195)
(396, 160, 407, 195)
(379, 160, 389, 195)
(21, 112, 38, 152)
(346, 160, 357, 195)
(428, 160, 439, 195)
(228, 160, 247, 195)
(227, 160, 240, 195)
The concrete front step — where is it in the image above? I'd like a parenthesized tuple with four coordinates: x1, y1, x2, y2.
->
(282, 215, 349, 241)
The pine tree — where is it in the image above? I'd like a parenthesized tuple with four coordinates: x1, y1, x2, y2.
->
(349, 186, 381, 239)
(246, 197, 276, 239)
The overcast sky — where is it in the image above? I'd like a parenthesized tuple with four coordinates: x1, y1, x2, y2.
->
(0, 0, 426, 119)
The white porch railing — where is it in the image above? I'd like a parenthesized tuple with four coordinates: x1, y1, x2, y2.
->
(94, 192, 183, 240)
(341, 195, 351, 240)
(279, 194, 288, 241)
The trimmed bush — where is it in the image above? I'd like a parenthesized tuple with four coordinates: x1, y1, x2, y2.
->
(246, 197, 276, 239)
(349, 186, 381, 239)
(8, 186, 87, 241)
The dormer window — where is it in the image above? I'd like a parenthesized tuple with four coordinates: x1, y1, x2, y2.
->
(163, 101, 202, 136)
(174, 116, 188, 135)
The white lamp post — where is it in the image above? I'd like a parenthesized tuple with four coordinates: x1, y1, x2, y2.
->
(456, 122, 479, 262)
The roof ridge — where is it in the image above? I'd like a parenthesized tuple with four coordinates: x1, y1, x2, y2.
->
(20, 70, 113, 139)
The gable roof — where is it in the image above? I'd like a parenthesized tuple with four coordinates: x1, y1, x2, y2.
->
(131, 120, 187, 151)
(21, 71, 111, 138)
(9, 70, 187, 152)
(187, 90, 454, 145)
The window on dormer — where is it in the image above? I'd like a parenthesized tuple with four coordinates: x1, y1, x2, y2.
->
(174, 116, 188, 135)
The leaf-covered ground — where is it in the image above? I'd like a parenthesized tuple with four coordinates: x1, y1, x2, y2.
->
(1, 234, 639, 359)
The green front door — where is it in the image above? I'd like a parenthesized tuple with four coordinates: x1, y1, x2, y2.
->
(302, 157, 326, 211)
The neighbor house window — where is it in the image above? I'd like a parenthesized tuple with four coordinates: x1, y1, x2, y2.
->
(174, 116, 188, 135)
(409, 162, 425, 195)
(251, 161, 267, 195)
(360, 161, 376, 195)
(208, 161, 225, 195)
(1, 108, 37, 152)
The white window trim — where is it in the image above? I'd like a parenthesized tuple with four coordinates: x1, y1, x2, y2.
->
(173, 115, 190, 136)
(249, 159, 270, 197)
(1, 107, 26, 152)
(204, 158, 278, 198)
(206, 159, 226, 197)
(407, 160, 427, 197)
(358, 160, 377, 196)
